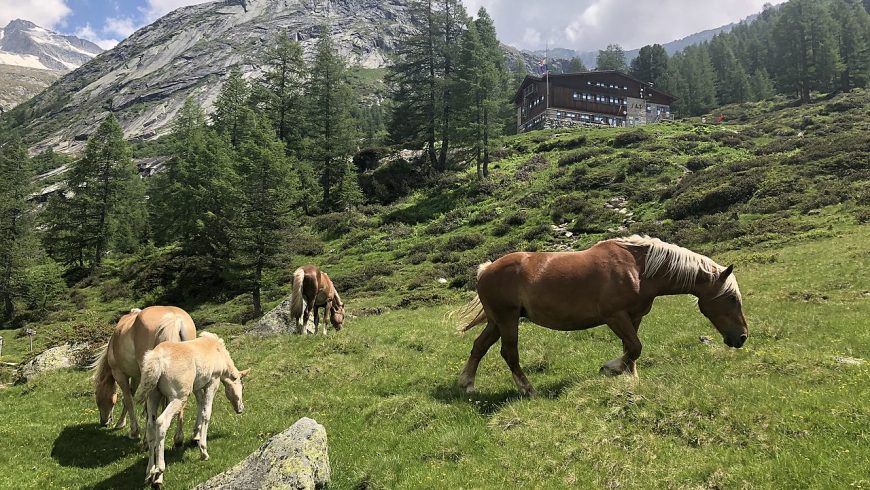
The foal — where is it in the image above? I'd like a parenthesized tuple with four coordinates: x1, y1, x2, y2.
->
(138, 332, 249, 487)
(290, 265, 345, 335)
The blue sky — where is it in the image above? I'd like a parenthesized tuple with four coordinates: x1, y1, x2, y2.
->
(0, 0, 788, 51)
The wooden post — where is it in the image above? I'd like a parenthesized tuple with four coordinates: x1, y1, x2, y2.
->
(0, 336, 3, 358)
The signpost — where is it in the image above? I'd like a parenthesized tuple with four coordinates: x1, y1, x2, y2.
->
(25, 329, 36, 352)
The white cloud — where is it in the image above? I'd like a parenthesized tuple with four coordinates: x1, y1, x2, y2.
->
(104, 16, 138, 38)
(462, 0, 789, 51)
(0, 0, 72, 29)
(141, 0, 214, 23)
(74, 23, 120, 50)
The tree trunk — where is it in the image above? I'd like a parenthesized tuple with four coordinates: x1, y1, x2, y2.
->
(437, 0, 452, 172)
(482, 107, 490, 178)
(252, 257, 263, 317)
(2, 294, 12, 321)
(426, 0, 438, 171)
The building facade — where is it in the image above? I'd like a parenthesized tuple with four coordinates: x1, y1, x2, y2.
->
(514, 71, 678, 133)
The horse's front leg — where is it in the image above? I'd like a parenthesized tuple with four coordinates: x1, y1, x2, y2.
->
(192, 388, 205, 445)
(458, 322, 500, 393)
(196, 382, 220, 461)
(322, 300, 332, 335)
(601, 312, 642, 378)
(113, 370, 139, 439)
(312, 307, 321, 336)
(499, 320, 536, 396)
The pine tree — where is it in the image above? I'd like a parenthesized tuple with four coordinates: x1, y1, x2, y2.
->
(149, 99, 237, 263)
(254, 32, 307, 154)
(0, 134, 37, 322)
(708, 35, 752, 104)
(45, 115, 144, 269)
(750, 67, 775, 100)
(436, 0, 468, 171)
(565, 57, 588, 73)
(233, 115, 297, 316)
(661, 45, 717, 116)
(213, 67, 254, 147)
(773, 0, 841, 103)
(630, 44, 669, 85)
(306, 29, 358, 212)
(596, 44, 627, 71)
(831, 0, 870, 90)
(387, 0, 442, 169)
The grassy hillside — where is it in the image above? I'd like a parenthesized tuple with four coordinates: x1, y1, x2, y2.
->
(0, 90, 868, 488)
(0, 223, 867, 488)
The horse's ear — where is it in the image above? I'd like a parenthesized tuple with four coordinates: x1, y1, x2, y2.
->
(719, 265, 734, 282)
(239, 368, 250, 378)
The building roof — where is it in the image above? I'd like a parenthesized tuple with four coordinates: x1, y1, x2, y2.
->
(513, 70, 678, 105)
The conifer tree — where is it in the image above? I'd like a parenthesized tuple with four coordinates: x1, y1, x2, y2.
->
(596, 44, 627, 71)
(773, 0, 841, 103)
(630, 44, 669, 85)
(831, 0, 870, 90)
(213, 67, 254, 147)
(149, 99, 236, 263)
(254, 32, 307, 154)
(708, 36, 752, 104)
(565, 57, 588, 73)
(306, 29, 358, 212)
(0, 134, 37, 321)
(233, 115, 297, 316)
(750, 67, 775, 100)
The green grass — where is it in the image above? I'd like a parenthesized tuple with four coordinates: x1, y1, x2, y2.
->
(1, 224, 868, 489)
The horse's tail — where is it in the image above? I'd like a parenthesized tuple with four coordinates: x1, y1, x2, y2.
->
(136, 349, 163, 404)
(90, 342, 111, 386)
(453, 261, 493, 333)
(156, 312, 184, 344)
(291, 267, 306, 328)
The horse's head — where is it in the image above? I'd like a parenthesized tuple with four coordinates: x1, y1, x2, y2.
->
(696, 265, 748, 348)
(221, 368, 250, 414)
(95, 378, 118, 427)
(330, 302, 345, 331)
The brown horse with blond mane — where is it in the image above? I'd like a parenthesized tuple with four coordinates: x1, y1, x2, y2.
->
(290, 265, 345, 335)
(92, 306, 196, 439)
(457, 235, 748, 396)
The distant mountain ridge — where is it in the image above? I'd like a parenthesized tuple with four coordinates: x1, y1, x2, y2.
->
(0, 19, 103, 110)
(6, 0, 414, 152)
(527, 14, 759, 69)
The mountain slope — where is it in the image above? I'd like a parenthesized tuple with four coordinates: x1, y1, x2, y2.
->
(0, 19, 103, 111)
(5, 0, 413, 153)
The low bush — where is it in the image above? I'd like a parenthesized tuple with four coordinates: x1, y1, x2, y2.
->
(612, 130, 652, 148)
(444, 233, 485, 252)
(537, 134, 587, 152)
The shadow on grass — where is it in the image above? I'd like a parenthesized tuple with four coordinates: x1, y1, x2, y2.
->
(430, 379, 573, 416)
(86, 442, 200, 490)
(51, 423, 139, 468)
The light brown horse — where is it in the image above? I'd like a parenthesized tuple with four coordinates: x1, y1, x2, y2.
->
(138, 331, 249, 487)
(457, 235, 748, 396)
(290, 265, 345, 335)
(92, 306, 196, 439)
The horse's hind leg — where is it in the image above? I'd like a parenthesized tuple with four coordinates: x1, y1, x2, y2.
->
(458, 322, 500, 393)
(173, 405, 185, 448)
(601, 312, 642, 378)
(498, 319, 536, 397)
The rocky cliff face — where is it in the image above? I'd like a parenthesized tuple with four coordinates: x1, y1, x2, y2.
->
(11, 0, 413, 153)
(0, 19, 103, 111)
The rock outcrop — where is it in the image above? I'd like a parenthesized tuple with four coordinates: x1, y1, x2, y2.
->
(195, 417, 330, 490)
(12, 0, 415, 154)
(17, 342, 91, 383)
(252, 296, 300, 336)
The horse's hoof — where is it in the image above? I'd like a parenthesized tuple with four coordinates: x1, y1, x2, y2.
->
(200, 450, 210, 461)
(520, 387, 537, 397)
(174, 439, 184, 448)
(599, 365, 622, 377)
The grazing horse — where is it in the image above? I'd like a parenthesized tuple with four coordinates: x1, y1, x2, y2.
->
(290, 265, 345, 335)
(92, 306, 196, 439)
(456, 235, 748, 396)
(138, 331, 249, 487)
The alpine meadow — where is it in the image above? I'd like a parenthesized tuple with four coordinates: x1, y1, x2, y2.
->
(0, 0, 868, 489)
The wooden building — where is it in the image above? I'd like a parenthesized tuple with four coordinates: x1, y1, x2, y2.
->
(513, 71, 678, 133)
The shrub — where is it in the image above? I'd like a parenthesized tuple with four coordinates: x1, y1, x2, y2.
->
(666, 182, 756, 219)
(558, 148, 603, 167)
(686, 157, 713, 172)
(523, 223, 551, 241)
(353, 147, 389, 172)
(491, 221, 511, 237)
(537, 134, 587, 152)
(358, 155, 426, 204)
(444, 233, 484, 252)
(469, 208, 499, 225)
(514, 154, 549, 181)
(612, 130, 652, 148)
(503, 210, 527, 226)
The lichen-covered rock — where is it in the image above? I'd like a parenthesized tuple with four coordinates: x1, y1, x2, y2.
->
(195, 417, 330, 490)
(17, 343, 90, 383)
(252, 296, 301, 336)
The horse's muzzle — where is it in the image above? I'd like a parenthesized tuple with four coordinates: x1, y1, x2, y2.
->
(726, 334, 747, 348)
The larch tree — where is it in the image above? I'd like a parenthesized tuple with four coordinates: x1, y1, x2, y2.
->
(233, 115, 297, 317)
(0, 134, 37, 322)
(213, 66, 254, 148)
(596, 44, 627, 71)
(305, 28, 359, 212)
(629, 44, 669, 85)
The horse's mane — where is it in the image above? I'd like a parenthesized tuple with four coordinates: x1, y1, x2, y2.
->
(614, 235, 740, 298)
(199, 331, 224, 344)
(90, 343, 113, 386)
